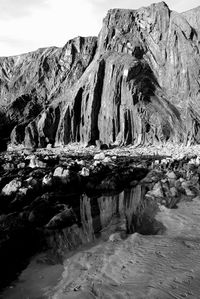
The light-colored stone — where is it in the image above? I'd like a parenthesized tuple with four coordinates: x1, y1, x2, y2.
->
(75, 159, 86, 166)
(93, 160, 101, 167)
(185, 188, 195, 196)
(167, 171, 177, 180)
(103, 157, 112, 163)
(46, 143, 52, 149)
(94, 152, 106, 160)
(111, 156, 117, 160)
(196, 157, 200, 165)
(2, 179, 22, 196)
(170, 187, 178, 197)
(109, 232, 122, 242)
(3, 163, 15, 171)
(18, 187, 29, 195)
(28, 155, 47, 168)
(42, 173, 53, 186)
(53, 167, 70, 184)
(53, 167, 69, 177)
(147, 181, 164, 198)
(80, 167, 90, 177)
(181, 181, 190, 189)
(17, 162, 26, 169)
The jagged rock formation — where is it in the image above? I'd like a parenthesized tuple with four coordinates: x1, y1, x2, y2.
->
(182, 6, 200, 36)
(0, 2, 200, 148)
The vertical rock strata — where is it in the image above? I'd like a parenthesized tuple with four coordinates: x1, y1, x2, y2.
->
(0, 2, 200, 148)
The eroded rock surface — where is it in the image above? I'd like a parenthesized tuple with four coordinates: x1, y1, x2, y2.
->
(0, 3, 200, 148)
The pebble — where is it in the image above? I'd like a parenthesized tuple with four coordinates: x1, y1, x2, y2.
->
(75, 159, 85, 166)
(79, 167, 90, 177)
(147, 181, 164, 197)
(94, 152, 105, 160)
(185, 188, 195, 197)
(17, 162, 26, 169)
(170, 187, 178, 197)
(93, 160, 101, 167)
(167, 171, 177, 180)
(29, 156, 46, 168)
(109, 233, 122, 242)
(53, 167, 69, 178)
(42, 173, 53, 186)
(102, 157, 112, 163)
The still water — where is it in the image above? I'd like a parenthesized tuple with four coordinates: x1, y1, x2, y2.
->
(1, 184, 164, 299)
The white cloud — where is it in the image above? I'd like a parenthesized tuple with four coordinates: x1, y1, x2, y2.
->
(0, 0, 199, 56)
(0, 0, 48, 19)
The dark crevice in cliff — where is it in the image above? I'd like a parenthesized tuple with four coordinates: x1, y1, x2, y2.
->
(90, 59, 106, 144)
(63, 107, 72, 144)
(124, 110, 133, 144)
(73, 88, 84, 142)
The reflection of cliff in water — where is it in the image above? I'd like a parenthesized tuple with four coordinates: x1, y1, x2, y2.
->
(46, 184, 165, 258)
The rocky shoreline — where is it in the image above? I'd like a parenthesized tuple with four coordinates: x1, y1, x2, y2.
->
(0, 144, 200, 296)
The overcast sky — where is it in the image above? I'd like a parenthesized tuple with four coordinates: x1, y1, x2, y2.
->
(0, 0, 199, 56)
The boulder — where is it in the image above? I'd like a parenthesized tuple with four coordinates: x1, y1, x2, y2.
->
(94, 153, 106, 160)
(79, 167, 90, 177)
(28, 156, 47, 168)
(170, 187, 178, 197)
(102, 157, 112, 164)
(45, 207, 77, 229)
(147, 181, 164, 198)
(53, 167, 69, 178)
(2, 179, 22, 196)
(42, 173, 53, 187)
(167, 171, 177, 180)
(53, 168, 70, 185)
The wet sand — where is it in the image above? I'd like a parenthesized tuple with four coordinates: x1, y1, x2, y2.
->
(1, 254, 64, 299)
(2, 196, 200, 298)
(50, 196, 200, 299)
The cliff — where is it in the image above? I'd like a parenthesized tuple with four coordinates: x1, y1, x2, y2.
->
(0, 2, 200, 149)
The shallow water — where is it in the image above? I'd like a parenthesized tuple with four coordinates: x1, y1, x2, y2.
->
(1, 184, 164, 299)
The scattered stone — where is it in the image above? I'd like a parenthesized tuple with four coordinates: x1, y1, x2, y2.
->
(42, 173, 53, 187)
(93, 160, 101, 167)
(46, 144, 52, 149)
(28, 155, 47, 168)
(185, 188, 195, 197)
(102, 157, 112, 164)
(111, 156, 117, 160)
(170, 187, 178, 197)
(167, 171, 177, 180)
(2, 163, 15, 171)
(94, 152, 106, 160)
(79, 167, 90, 177)
(53, 167, 69, 178)
(2, 179, 22, 196)
(75, 159, 85, 166)
(18, 187, 29, 195)
(147, 181, 164, 198)
(109, 233, 122, 242)
(17, 162, 26, 169)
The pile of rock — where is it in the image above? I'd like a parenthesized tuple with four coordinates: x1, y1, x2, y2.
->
(0, 145, 200, 290)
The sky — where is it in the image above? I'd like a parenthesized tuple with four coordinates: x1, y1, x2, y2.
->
(0, 0, 199, 57)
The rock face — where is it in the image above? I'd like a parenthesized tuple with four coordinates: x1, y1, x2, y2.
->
(0, 2, 200, 148)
